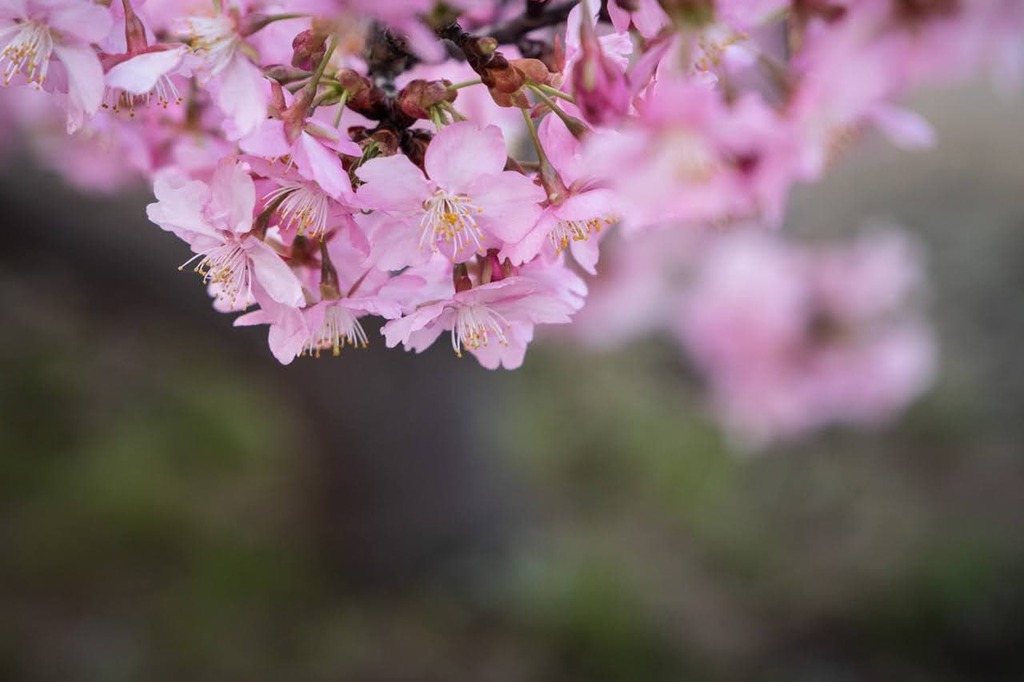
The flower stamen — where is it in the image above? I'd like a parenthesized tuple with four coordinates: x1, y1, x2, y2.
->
(304, 305, 369, 357)
(451, 304, 510, 357)
(1, 21, 53, 87)
(419, 189, 485, 257)
(264, 183, 331, 238)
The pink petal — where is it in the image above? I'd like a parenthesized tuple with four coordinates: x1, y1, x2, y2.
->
(105, 47, 185, 95)
(146, 172, 218, 240)
(362, 211, 430, 271)
(355, 154, 431, 212)
(501, 209, 558, 266)
(209, 162, 256, 234)
(245, 239, 304, 307)
(425, 122, 507, 192)
(52, 41, 104, 116)
(214, 55, 269, 139)
(470, 322, 532, 370)
(47, 0, 113, 44)
(382, 301, 447, 348)
(468, 171, 544, 244)
(238, 119, 291, 158)
(293, 132, 351, 199)
(870, 104, 936, 151)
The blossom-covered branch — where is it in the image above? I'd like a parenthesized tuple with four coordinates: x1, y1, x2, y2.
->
(0, 0, 1020, 444)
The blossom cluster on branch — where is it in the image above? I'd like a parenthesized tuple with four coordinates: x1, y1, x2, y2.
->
(0, 0, 1019, 443)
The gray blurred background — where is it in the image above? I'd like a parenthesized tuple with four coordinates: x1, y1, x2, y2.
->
(1, 80, 1023, 681)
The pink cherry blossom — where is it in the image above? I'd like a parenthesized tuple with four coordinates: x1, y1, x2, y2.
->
(0, 0, 114, 131)
(1, 0, 1015, 433)
(503, 112, 617, 274)
(178, 8, 268, 137)
(677, 228, 936, 448)
(355, 122, 543, 268)
(382, 271, 576, 370)
(146, 161, 304, 310)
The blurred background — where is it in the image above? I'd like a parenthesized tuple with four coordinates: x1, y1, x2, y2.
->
(2, 79, 1024, 681)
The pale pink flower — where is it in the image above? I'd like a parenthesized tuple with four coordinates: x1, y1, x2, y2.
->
(0, 0, 114, 131)
(146, 161, 304, 310)
(503, 113, 617, 274)
(355, 122, 543, 268)
(179, 9, 268, 137)
(382, 274, 576, 370)
(102, 45, 186, 113)
(583, 81, 788, 231)
(677, 228, 936, 448)
(240, 116, 360, 201)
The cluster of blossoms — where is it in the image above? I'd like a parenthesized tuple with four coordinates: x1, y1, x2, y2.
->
(0, 0, 1020, 443)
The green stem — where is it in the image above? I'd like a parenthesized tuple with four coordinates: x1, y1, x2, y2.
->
(301, 35, 338, 113)
(535, 83, 577, 104)
(521, 107, 548, 165)
(446, 78, 483, 91)
(332, 90, 350, 127)
(527, 84, 589, 139)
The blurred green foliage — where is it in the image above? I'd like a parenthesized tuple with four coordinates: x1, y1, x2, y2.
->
(2, 305, 1024, 681)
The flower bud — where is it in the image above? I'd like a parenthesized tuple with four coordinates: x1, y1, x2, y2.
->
(453, 263, 473, 293)
(291, 29, 326, 70)
(571, 13, 630, 126)
(511, 58, 552, 86)
(338, 69, 390, 120)
(396, 79, 457, 120)
(121, 0, 148, 54)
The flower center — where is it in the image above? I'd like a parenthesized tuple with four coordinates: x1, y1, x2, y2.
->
(1, 21, 53, 87)
(180, 240, 251, 308)
(419, 189, 485, 257)
(182, 15, 239, 75)
(305, 305, 369, 357)
(550, 217, 609, 253)
(103, 75, 182, 117)
(264, 183, 331, 238)
(451, 304, 510, 357)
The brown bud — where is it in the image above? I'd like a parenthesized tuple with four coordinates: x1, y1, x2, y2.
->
(453, 263, 473, 293)
(486, 63, 525, 95)
(291, 29, 326, 70)
(345, 79, 391, 120)
(369, 129, 401, 157)
(281, 86, 315, 144)
(512, 58, 552, 85)
(396, 79, 458, 120)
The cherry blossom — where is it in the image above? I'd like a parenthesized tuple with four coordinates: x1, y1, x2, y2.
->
(0, 0, 1017, 442)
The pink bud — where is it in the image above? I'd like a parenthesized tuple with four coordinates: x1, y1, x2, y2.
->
(571, 11, 631, 126)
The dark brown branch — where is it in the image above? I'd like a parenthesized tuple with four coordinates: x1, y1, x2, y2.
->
(489, 0, 578, 44)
